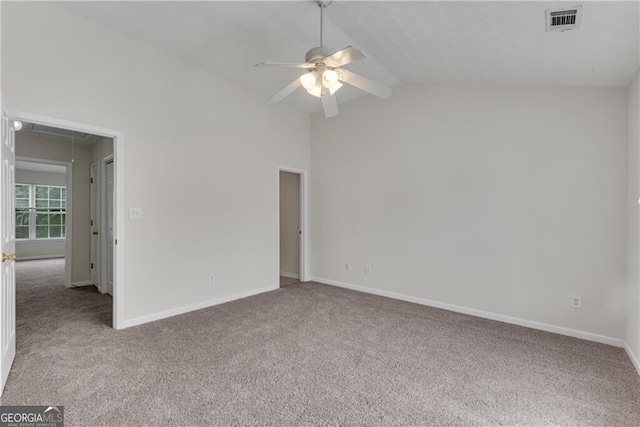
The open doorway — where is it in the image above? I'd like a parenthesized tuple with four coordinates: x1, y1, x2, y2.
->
(11, 115, 122, 329)
(14, 157, 72, 333)
(278, 167, 308, 287)
(15, 159, 69, 272)
(14, 122, 114, 318)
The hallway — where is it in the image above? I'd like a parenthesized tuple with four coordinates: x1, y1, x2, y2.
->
(14, 259, 112, 330)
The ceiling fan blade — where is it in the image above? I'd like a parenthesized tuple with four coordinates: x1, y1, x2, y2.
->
(323, 46, 367, 68)
(265, 78, 302, 107)
(337, 68, 392, 99)
(255, 62, 316, 69)
(321, 91, 339, 118)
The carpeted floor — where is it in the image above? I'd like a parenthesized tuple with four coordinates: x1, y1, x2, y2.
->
(2, 259, 640, 426)
(280, 275, 300, 287)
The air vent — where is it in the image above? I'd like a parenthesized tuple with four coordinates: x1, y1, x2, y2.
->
(26, 123, 90, 140)
(546, 6, 582, 32)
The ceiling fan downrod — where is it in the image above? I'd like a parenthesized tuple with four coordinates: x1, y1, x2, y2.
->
(317, 0, 332, 48)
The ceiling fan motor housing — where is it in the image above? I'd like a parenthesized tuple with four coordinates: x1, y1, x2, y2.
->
(305, 47, 334, 64)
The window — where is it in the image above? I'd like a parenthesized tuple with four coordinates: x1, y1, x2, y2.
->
(15, 184, 67, 240)
(15, 184, 30, 239)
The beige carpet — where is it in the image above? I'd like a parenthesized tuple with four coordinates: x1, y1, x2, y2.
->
(2, 259, 640, 426)
(280, 275, 300, 287)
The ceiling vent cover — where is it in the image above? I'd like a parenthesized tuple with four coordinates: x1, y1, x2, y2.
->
(28, 123, 90, 140)
(546, 6, 582, 32)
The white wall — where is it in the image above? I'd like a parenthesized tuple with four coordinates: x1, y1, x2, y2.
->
(311, 84, 628, 341)
(280, 171, 300, 278)
(15, 168, 67, 260)
(16, 169, 66, 186)
(627, 70, 640, 366)
(1, 2, 310, 324)
(15, 134, 91, 283)
(16, 240, 65, 261)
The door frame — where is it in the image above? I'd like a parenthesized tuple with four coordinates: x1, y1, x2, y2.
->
(99, 155, 114, 295)
(90, 160, 101, 292)
(277, 166, 309, 283)
(10, 110, 125, 330)
(15, 156, 73, 287)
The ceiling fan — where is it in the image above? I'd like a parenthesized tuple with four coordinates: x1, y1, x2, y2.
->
(256, 0, 392, 118)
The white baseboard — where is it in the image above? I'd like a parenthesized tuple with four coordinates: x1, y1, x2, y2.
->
(624, 341, 640, 376)
(280, 271, 300, 279)
(71, 281, 93, 287)
(311, 276, 624, 348)
(122, 285, 279, 329)
(17, 255, 65, 261)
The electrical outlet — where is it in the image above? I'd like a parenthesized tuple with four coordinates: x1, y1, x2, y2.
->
(345, 264, 350, 270)
(209, 274, 215, 285)
(365, 265, 372, 275)
(570, 295, 582, 309)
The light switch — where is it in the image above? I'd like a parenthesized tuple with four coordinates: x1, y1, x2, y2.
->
(129, 207, 143, 220)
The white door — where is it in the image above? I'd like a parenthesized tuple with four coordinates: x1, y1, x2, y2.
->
(106, 161, 114, 296)
(0, 109, 17, 395)
(90, 162, 101, 291)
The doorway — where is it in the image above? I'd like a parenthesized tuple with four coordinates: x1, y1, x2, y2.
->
(278, 167, 308, 286)
(14, 158, 71, 284)
(0, 107, 124, 396)
(10, 111, 124, 329)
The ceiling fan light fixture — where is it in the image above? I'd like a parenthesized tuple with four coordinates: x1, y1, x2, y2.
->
(322, 69, 338, 88)
(307, 79, 342, 98)
(306, 80, 323, 98)
(307, 88, 322, 98)
(328, 81, 342, 95)
(299, 71, 318, 91)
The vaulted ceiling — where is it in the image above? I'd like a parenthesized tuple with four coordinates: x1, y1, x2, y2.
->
(56, 1, 639, 114)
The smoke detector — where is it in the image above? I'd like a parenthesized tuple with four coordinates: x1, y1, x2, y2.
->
(546, 6, 583, 32)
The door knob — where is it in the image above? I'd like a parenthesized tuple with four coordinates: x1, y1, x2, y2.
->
(2, 253, 16, 263)
(92, 231, 99, 236)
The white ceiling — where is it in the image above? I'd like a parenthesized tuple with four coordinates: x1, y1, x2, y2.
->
(56, 1, 639, 114)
